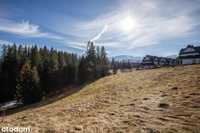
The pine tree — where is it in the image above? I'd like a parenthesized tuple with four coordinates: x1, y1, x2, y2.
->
(78, 56, 87, 83)
(16, 61, 42, 104)
(111, 58, 118, 74)
(30, 45, 41, 67)
(49, 48, 59, 72)
(85, 41, 97, 81)
(58, 51, 65, 69)
(100, 46, 109, 76)
(1, 44, 19, 101)
(96, 46, 101, 78)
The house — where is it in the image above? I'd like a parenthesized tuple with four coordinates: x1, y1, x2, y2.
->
(140, 55, 156, 69)
(138, 55, 176, 69)
(167, 58, 177, 66)
(178, 45, 200, 65)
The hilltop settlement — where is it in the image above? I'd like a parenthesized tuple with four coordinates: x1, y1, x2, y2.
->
(139, 44, 200, 69)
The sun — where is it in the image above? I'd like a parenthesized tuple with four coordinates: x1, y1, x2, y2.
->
(120, 16, 135, 32)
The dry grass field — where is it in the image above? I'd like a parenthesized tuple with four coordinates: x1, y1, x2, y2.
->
(0, 65, 200, 133)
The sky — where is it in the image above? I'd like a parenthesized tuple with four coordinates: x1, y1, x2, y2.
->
(0, 0, 200, 57)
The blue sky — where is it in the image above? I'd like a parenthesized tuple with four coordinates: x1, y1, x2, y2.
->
(0, 0, 200, 57)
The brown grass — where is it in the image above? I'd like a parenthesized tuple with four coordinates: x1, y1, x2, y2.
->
(1, 65, 200, 133)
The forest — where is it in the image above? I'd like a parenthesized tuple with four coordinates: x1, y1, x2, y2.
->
(0, 41, 110, 104)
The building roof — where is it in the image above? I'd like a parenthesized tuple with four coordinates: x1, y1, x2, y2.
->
(141, 55, 176, 65)
(179, 45, 200, 58)
(179, 45, 200, 54)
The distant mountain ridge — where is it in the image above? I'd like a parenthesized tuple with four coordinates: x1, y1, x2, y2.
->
(113, 54, 177, 63)
(114, 55, 143, 63)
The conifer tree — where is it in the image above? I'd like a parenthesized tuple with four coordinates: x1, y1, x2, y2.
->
(78, 56, 87, 83)
(100, 46, 109, 76)
(0, 42, 110, 103)
(16, 61, 42, 104)
(30, 45, 41, 67)
(85, 41, 97, 81)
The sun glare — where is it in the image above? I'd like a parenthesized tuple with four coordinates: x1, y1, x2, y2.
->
(120, 16, 135, 32)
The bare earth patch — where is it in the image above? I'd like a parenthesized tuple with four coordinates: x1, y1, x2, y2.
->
(1, 65, 200, 133)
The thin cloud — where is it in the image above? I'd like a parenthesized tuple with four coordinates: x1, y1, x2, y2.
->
(0, 19, 63, 40)
(1, 0, 200, 56)
(59, 0, 200, 50)
(91, 25, 108, 41)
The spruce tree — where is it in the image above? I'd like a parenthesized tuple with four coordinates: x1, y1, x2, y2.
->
(100, 46, 109, 76)
(85, 41, 97, 81)
(16, 61, 42, 104)
(78, 56, 87, 83)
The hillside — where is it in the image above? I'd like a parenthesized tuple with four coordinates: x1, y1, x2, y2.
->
(1, 65, 200, 133)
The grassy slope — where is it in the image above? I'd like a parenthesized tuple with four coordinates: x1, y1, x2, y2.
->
(1, 65, 200, 133)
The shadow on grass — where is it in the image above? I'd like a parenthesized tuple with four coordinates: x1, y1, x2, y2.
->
(3, 83, 90, 116)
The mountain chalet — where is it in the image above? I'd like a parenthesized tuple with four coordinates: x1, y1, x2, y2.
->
(178, 45, 200, 65)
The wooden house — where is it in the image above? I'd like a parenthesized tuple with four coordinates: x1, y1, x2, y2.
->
(139, 55, 176, 69)
(178, 45, 200, 65)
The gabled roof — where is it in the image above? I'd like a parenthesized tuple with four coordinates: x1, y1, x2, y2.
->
(179, 45, 200, 58)
(179, 45, 200, 54)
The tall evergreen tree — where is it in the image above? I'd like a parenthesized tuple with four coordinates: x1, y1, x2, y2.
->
(78, 56, 87, 83)
(85, 41, 97, 81)
(16, 61, 42, 104)
(100, 46, 109, 76)
(30, 45, 41, 67)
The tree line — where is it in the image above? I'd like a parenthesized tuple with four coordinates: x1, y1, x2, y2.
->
(111, 58, 140, 74)
(0, 41, 109, 104)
